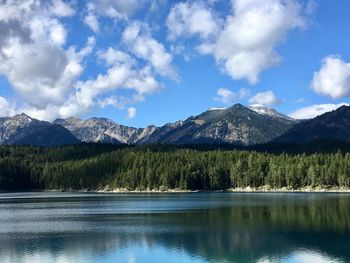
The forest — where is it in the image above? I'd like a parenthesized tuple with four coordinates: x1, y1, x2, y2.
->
(1, 142, 350, 191)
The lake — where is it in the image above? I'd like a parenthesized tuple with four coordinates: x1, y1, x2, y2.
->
(0, 192, 350, 263)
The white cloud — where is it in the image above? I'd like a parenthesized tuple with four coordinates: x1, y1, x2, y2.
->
(97, 47, 134, 66)
(84, 2, 99, 33)
(50, 0, 75, 17)
(123, 22, 177, 79)
(0, 1, 97, 120)
(289, 103, 349, 119)
(311, 55, 350, 99)
(214, 87, 250, 104)
(88, 0, 140, 20)
(249, 90, 283, 106)
(0, 1, 177, 121)
(57, 49, 162, 118)
(0, 97, 16, 117)
(214, 0, 306, 84)
(0, 35, 94, 110)
(168, 0, 310, 84)
(127, 107, 136, 119)
(98, 96, 119, 108)
(98, 96, 134, 109)
(84, 14, 99, 33)
(167, 2, 219, 40)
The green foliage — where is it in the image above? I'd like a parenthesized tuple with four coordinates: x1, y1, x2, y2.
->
(0, 144, 350, 191)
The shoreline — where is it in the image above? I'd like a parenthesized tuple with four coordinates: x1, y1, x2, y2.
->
(42, 186, 350, 193)
(2, 186, 350, 194)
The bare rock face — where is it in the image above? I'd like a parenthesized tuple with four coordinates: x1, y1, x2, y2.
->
(54, 117, 157, 144)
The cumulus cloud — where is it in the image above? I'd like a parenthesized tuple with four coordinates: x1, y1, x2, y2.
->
(81, 0, 143, 31)
(98, 96, 134, 109)
(50, 0, 75, 17)
(214, 87, 250, 104)
(0, 97, 16, 117)
(0, 1, 92, 116)
(84, 3, 99, 33)
(168, 0, 310, 84)
(289, 103, 349, 119)
(249, 90, 283, 107)
(214, 0, 307, 84)
(122, 22, 177, 79)
(0, 1, 170, 121)
(311, 55, 350, 99)
(93, 0, 140, 19)
(98, 47, 134, 66)
(57, 47, 162, 118)
(0, 33, 94, 110)
(98, 97, 119, 108)
(127, 107, 137, 119)
(82, 0, 150, 32)
(167, 2, 219, 40)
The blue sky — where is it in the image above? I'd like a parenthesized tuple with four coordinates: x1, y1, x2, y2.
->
(0, 0, 350, 127)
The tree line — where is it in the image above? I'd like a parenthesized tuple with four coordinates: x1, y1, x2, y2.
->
(0, 143, 350, 191)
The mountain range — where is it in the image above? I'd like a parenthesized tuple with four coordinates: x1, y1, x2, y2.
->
(0, 103, 349, 147)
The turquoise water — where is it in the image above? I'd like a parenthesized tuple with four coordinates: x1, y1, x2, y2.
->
(0, 192, 350, 262)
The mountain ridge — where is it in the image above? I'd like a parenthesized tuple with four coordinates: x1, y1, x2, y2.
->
(4, 103, 348, 147)
(274, 105, 350, 143)
(53, 103, 297, 146)
(0, 114, 80, 146)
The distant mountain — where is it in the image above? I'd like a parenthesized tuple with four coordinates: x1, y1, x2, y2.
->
(53, 117, 156, 144)
(274, 105, 350, 143)
(0, 114, 79, 146)
(146, 104, 297, 145)
(55, 104, 297, 146)
(1, 104, 300, 146)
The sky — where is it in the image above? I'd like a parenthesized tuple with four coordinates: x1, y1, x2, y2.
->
(0, 0, 350, 127)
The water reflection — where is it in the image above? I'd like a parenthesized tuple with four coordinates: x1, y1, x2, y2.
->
(0, 193, 349, 262)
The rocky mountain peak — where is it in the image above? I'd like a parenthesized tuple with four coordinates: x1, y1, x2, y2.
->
(12, 113, 33, 123)
(248, 104, 294, 120)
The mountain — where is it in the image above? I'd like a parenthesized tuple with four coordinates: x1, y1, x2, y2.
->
(274, 105, 350, 143)
(1, 104, 298, 146)
(143, 104, 297, 145)
(53, 117, 157, 144)
(55, 104, 297, 146)
(15, 124, 80, 146)
(0, 114, 80, 146)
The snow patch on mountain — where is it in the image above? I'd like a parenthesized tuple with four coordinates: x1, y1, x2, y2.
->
(208, 107, 227, 111)
(248, 104, 294, 120)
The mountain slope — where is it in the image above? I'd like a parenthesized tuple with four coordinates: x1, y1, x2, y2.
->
(145, 104, 297, 145)
(274, 105, 350, 143)
(0, 114, 80, 146)
(16, 124, 80, 146)
(0, 113, 49, 144)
